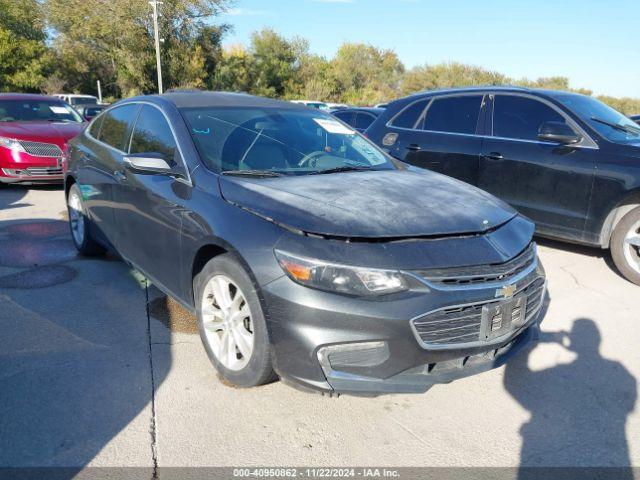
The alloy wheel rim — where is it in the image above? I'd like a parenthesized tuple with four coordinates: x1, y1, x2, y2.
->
(623, 220, 640, 275)
(201, 275, 254, 371)
(68, 191, 85, 246)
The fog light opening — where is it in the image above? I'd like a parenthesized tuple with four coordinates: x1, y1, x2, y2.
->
(317, 341, 390, 376)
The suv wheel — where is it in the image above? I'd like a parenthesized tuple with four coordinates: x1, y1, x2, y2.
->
(194, 254, 276, 387)
(67, 183, 105, 256)
(611, 206, 640, 286)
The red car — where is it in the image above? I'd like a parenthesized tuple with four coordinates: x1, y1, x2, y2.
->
(0, 93, 86, 184)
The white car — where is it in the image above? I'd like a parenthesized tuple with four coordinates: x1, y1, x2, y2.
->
(290, 100, 329, 110)
(53, 94, 99, 106)
(325, 103, 349, 110)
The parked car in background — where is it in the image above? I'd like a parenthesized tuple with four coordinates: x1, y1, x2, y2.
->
(631, 114, 640, 125)
(75, 103, 106, 121)
(290, 100, 329, 110)
(331, 107, 384, 132)
(325, 102, 349, 110)
(0, 93, 85, 184)
(65, 91, 545, 395)
(367, 87, 640, 285)
(54, 94, 100, 106)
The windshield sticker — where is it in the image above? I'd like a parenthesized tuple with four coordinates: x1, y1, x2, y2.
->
(313, 118, 356, 135)
(50, 106, 69, 114)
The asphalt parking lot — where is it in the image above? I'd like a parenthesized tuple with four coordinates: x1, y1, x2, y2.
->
(0, 185, 638, 473)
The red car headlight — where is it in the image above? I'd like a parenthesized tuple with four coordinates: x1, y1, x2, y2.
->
(0, 136, 26, 153)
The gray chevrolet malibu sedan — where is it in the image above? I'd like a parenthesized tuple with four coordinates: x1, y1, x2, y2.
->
(65, 91, 546, 395)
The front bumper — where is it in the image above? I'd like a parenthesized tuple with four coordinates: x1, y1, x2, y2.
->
(262, 259, 546, 396)
(0, 149, 64, 183)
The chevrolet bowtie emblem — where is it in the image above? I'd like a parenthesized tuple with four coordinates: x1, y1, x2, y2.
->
(498, 284, 517, 298)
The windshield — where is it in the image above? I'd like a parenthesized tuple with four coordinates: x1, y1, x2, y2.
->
(0, 100, 84, 123)
(553, 93, 640, 144)
(181, 107, 396, 175)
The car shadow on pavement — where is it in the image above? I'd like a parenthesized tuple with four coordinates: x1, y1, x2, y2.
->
(0, 184, 35, 211)
(504, 318, 637, 478)
(0, 218, 169, 478)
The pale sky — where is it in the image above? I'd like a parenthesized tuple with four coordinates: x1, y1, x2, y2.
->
(221, 0, 639, 98)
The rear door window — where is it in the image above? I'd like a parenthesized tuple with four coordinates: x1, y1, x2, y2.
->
(493, 95, 567, 141)
(390, 99, 429, 129)
(129, 105, 182, 168)
(98, 104, 140, 151)
(422, 95, 483, 134)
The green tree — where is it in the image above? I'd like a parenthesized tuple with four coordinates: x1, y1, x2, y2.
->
(330, 43, 404, 104)
(214, 44, 254, 93)
(248, 28, 300, 98)
(0, 0, 52, 92)
(47, 0, 230, 98)
(401, 62, 509, 95)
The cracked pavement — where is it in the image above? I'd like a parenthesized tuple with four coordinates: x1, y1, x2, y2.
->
(0, 185, 638, 474)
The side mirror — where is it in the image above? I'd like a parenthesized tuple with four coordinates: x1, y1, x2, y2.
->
(123, 153, 173, 175)
(538, 121, 582, 145)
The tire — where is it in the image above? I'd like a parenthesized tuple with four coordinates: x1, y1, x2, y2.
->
(194, 254, 277, 387)
(67, 183, 106, 256)
(611, 206, 640, 286)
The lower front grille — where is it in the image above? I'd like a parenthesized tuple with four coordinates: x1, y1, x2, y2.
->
(2, 167, 63, 177)
(412, 277, 546, 347)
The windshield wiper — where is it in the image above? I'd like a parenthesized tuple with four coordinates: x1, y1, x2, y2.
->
(591, 117, 640, 135)
(222, 169, 283, 178)
(308, 166, 380, 176)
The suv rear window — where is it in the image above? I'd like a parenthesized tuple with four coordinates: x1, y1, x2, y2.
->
(355, 112, 376, 130)
(390, 99, 429, 129)
(422, 95, 483, 134)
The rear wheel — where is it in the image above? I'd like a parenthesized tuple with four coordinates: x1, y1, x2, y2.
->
(611, 206, 640, 286)
(194, 254, 276, 387)
(67, 183, 105, 256)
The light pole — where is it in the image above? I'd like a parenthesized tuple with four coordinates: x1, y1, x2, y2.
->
(149, 0, 163, 94)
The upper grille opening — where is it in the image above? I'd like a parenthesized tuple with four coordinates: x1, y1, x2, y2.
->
(18, 140, 63, 158)
(413, 243, 536, 287)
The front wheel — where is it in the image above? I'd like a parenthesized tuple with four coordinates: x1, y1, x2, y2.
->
(67, 183, 105, 256)
(611, 206, 640, 286)
(194, 254, 276, 387)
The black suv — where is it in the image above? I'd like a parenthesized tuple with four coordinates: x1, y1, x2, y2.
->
(367, 87, 640, 285)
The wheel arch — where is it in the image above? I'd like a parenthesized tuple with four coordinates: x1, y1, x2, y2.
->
(599, 189, 640, 248)
(189, 238, 261, 307)
(64, 175, 76, 199)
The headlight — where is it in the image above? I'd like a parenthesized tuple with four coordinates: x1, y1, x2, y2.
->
(0, 136, 25, 153)
(275, 250, 409, 296)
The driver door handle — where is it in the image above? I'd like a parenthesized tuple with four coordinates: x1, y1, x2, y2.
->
(406, 144, 422, 151)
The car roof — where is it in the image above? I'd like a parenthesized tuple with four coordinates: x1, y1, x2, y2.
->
(0, 93, 62, 101)
(332, 107, 384, 114)
(128, 91, 309, 110)
(408, 85, 589, 99)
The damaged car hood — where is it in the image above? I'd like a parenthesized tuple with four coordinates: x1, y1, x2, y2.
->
(219, 168, 518, 238)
